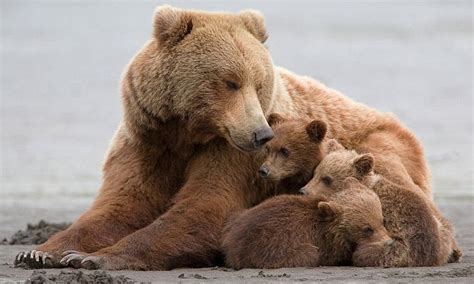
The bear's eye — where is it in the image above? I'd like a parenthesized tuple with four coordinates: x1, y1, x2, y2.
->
(321, 176, 332, 187)
(280, 147, 290, 157)
(363, 227, 374, 237)
(226, 80, 240, 91)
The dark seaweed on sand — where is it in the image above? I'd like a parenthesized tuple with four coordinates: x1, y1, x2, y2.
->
(1, 220, 70, 245)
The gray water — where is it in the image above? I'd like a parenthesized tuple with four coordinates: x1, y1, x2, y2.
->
(1, 0, 472, 237)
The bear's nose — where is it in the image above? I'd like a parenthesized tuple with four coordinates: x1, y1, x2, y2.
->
(258, 166, 269, 178)
(299, 187, 308, 195)
(253, 127, 274, 147)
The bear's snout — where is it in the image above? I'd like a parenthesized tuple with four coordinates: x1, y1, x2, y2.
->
(299, 187, 309, 195)
(258, 166, 270, 178)
(253, 126, 274, 148)
(384, 238, 395, 247)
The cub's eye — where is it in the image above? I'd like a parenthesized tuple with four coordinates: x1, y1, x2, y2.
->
(280, 147, 290, 157)
(363, 227, 374, 237)
(321, 176, 332, 187)
(383, 218, 388, 227)
(265, 146, 270, 154)
(226, 80, 240, 91)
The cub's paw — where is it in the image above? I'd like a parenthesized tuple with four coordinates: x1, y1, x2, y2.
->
(448, 249, 462, 263)
(14, 250, 60, 269)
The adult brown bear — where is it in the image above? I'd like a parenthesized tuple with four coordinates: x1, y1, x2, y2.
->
(15, 6, 430, 270)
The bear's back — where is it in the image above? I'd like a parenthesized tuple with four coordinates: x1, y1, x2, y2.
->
(222, 195, 321, 269)
(372, 177, 442, 265)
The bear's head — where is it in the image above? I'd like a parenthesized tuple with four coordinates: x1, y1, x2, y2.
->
(301, 139, 376, 196)
(123, 6, 276, 151)
(258, 113, 327, 186)
(316, 178, 392, 253)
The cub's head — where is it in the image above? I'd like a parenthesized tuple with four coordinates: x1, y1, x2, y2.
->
(315, 179, 392, 252)
(125, 6, 276, 151)
(301, 139, 376, 196)
(258, 113, 327, 184)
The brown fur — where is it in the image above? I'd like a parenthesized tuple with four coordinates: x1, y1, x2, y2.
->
(222, 179, 390, 269)
(258, 113, 327, 194)
(304, 141, 461, 267)
(15, 6, 433, 270)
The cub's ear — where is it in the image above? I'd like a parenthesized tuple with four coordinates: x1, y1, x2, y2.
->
(353, 154, 374, 177)
(306, 120, 327, 143)
(325, 139, 344, 154)
(317, 201, 337, 222)
(239, 10, 268, 43)
(267, 113, 285, 126)
(153, 5, 193, 46)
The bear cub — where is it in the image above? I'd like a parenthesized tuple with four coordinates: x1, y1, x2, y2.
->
(222, 178, 391, 269)
(302, 140, 461, 267)
(258, 113, 327, 194)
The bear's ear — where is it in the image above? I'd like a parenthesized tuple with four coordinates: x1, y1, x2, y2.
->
(325, 139, 344, 154)
(153, 5, 194, 46)
(239, 10, 268, 43)
(306, 120, 327, 143)
(353, 154, 374, 177)
(267, 113, 285, 126)
(317, 201, 338, 222)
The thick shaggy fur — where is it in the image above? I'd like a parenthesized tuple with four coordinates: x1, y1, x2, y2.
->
(304, 141, 461, 267)
(15, 6, 433, 270)
(222, 181, 390, 269)
(258, 114, 327, 195)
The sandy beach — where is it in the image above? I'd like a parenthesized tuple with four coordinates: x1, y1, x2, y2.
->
(0, 200, 472, 282)
(1, 0, 472, 282)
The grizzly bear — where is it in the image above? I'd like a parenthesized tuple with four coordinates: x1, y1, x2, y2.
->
(257, 113, 327, 195)
(222, 178, 391, 269)
(302, 140, 461, 267)
(15, 6, 433, 270)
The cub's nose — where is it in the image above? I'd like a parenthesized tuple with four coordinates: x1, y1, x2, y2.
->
(258, 166, 269, 178)
(253, 126, 274, 147)
(299, 187, 308, 195)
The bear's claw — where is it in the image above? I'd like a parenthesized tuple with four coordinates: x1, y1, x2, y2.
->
(81, 256, 103, 270)
(60, 251, 103, 269)
(60, 252, 87, 268)
(61, 250, 81, 257)
(14, 250, 54, 268)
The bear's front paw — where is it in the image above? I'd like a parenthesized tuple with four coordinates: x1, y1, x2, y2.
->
(14, 250, 61, 269)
